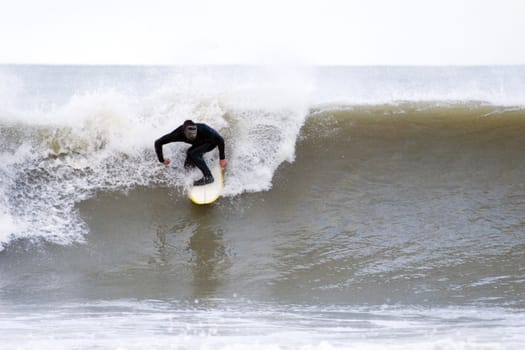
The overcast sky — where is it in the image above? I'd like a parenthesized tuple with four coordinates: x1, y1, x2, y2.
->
(1, 0, 524, 65)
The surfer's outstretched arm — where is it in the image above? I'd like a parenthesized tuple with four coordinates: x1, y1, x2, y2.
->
(154, 126, 184, 163)
(213, 132, 227, 169)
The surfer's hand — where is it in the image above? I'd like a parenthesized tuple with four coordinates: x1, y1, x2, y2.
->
(220, 159, 228, 169)
(163, 158, 171, 165)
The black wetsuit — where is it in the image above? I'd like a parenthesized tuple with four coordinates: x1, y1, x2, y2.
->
(154, 123, 225, 179)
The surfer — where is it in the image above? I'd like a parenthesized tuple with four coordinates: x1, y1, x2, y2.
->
(154, 120, 228, 186)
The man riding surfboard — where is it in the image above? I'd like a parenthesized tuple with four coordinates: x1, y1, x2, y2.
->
(155, 120, 228, 186)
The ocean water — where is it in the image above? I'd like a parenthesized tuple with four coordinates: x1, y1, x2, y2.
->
(0, 65, 524, 349)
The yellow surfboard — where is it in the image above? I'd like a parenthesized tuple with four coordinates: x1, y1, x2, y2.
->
(188, 164, 224, 205)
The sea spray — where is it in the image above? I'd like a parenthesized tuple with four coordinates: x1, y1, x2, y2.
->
(0, 65, 314, 249)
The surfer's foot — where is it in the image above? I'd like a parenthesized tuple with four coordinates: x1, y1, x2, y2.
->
(193, 176, 214, 186)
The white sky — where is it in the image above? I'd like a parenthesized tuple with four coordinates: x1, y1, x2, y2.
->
(1, 0, 524, 65)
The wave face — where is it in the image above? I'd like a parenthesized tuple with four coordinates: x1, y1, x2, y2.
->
(1, 65, 525, 349)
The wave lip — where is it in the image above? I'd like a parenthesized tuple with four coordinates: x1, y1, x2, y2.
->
(312, 65, 525, 107)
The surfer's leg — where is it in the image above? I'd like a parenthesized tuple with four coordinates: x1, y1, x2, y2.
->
(187, 143, 216, 184)
(184, 147, 196, 169)
(184, 158, 196, 169)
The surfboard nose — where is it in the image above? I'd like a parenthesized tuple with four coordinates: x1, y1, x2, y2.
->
(189, 164, 224, 204)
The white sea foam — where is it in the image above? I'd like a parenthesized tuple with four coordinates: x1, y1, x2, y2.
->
(0, 301, 522, 350)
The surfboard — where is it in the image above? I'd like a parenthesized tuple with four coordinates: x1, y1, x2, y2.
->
(188, 163, 224, 205)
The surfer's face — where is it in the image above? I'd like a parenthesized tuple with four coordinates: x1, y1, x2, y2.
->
(184, 125, 197, 140)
